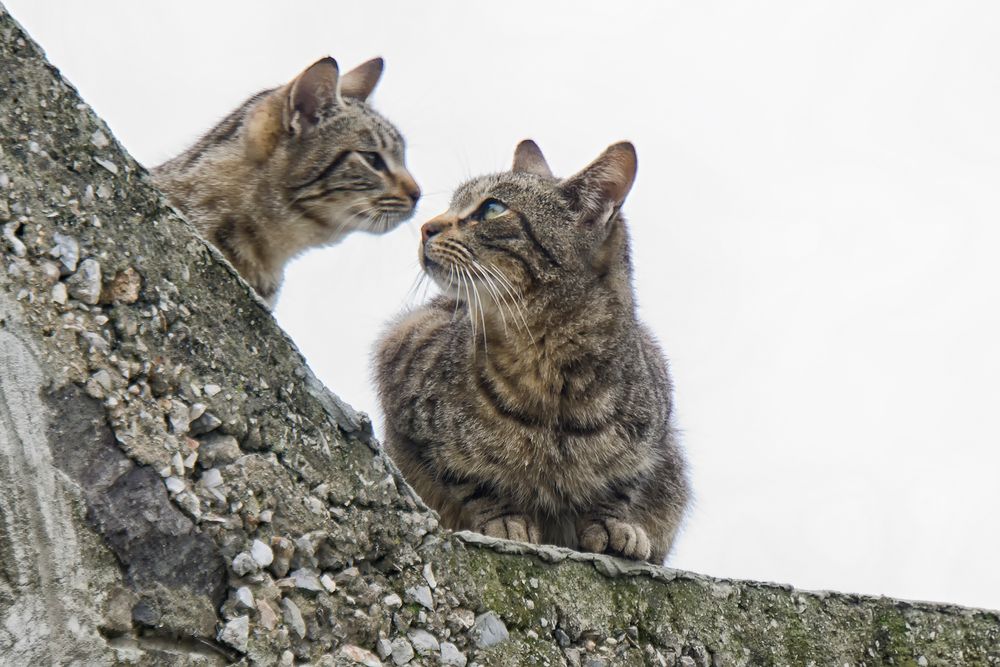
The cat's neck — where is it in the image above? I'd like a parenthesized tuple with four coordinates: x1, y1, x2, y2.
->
(471, 280, 636, 369)
(155, 155, 350, 298)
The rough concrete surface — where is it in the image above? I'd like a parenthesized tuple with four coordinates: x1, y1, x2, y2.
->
(0, 4, 998, 666)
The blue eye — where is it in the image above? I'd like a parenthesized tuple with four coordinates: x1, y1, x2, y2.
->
(478, 199, 508, 221)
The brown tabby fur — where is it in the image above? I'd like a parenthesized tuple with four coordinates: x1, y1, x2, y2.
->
(153, 57, 419, 307)
(375, 140, 689, 563)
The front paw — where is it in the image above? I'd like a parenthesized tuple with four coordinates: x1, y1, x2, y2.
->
(578, 517, 652, 561)
(478, 514, 542, 544)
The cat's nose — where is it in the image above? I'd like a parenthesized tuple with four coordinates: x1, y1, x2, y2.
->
(421, 218, 447, 242)
(399, 173, 421, 207)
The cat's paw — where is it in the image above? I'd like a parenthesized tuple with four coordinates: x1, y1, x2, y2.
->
(578, 517, 652, 561)
(478, 515, 542, 544)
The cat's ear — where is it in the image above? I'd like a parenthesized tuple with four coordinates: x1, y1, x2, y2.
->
(512, 139, 554, 178)
(286, 57, 341, 134)
(560, 142, 637, 224)
(339, 57, 383, 101)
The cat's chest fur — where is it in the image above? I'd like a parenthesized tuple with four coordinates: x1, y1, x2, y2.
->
(443, 322, 662, 513)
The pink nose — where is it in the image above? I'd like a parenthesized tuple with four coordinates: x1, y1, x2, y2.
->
(421, 219, 447, 242)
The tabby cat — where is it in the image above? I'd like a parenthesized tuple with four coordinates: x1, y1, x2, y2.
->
(153, 56, 420, 307)
(375, 140, 689, 563)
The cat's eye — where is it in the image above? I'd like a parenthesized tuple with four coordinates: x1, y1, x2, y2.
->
(358, 151, 387, 172)
(475, 199, 508, 221)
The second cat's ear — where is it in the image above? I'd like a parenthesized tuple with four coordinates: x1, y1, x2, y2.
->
(286, 57, 341, 134)
(512, 139, 554, 178)
(339, 57, 384, 101)
(559, 142, 637, 223)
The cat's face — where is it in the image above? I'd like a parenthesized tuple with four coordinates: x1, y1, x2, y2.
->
(419, 140, 637, 307)
(249, 57, 420, 236)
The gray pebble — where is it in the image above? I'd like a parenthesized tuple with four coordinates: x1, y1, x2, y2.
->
(90, 129, 109, 148)
(376, 638, 393, 659)
(232, 552, 258, 576)
(405, 585, 434, 610)
(198, 433, 241, 466)
(234, 586, 254, 610)
(270, 537, 295, 577)
(66, 258, 101, 304)
(439, 642, 467, 667)
(3, 221, 25, 257)
(218, 615, 249, 653)
(50, 232, 79, 274)
(251, 539, 273, 567)
(390, 638, 414, 665)
(383, 593, 403, 609)
(291, 567, 323, 592)
(189, 411, 222, 435)
(408, 628, 439, 656)
(471, 611, 508, 649)
(51, 282, 67, 305)
(281, 597, 306, 639)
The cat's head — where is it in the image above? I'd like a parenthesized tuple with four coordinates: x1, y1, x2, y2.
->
(246, 57, 420, 235)
(419, 140, 637, 307)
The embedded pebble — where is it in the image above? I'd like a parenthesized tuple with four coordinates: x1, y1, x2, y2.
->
(107, 266, 141, 304)
(49, 232, 79, 274)
(218, 615, 249, 653)
(164, 477, 185, 494)
(90, 129, 109, 148)
(439, 642, 467, 667)
(390, 638, 414, 665)
(408, 629, 439, 656)
(257, 599, 278, 630)
(320, 573, 336, 593)
(51, 282, 67, 305)
(198, 433, 241, 466)
(232, 552, 258, 576)
(383, 593, 402, 609)
(405, 585, 433, 610)
(471, 611, 508, 649)
(281, 597, 306, 638)
(188, 402, 206, 421)
(235, 586, 254, 610)
(2, 221, 25, 257)
(270, 536, 295, 577)
(422, 563, 437, 589)
(189, 411, 222, 435)
(251, 539, 273, 567)
(93, 156, 119, 175)
(66, 258, 101, 304)
(291, 568, 323, 592)
(168, 401, 190, 434)
(200, 468, 223, 488)
(203, 383, 222, 397)
(338, 644, 382, 667)
(376, 638, 393, 659)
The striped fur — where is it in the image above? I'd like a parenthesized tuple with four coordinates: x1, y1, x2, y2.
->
(153, 57, 419, 307)
(375, 141, 689, 563)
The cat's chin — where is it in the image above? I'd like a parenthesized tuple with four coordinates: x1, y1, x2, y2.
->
(362, 209, 414, 235)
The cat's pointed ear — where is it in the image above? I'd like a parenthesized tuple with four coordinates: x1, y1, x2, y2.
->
(286, 56, 341, 134)
(512, 139, 554, 178)
(560, 142, 637, 223)
(339, 57, 383, 101)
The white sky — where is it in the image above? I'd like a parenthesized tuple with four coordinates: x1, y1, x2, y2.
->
(8, 1, 999, 610)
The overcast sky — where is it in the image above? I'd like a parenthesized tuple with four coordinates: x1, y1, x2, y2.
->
(8, 1, 999, 610)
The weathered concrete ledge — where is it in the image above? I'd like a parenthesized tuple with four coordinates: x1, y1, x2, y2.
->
(0, 5, 997, 665)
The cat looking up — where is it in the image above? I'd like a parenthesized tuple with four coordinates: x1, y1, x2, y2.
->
(375, 140, 689, 563)
(153, 56, 420, 307)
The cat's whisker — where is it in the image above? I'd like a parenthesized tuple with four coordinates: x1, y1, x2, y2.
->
(469, 260, 510, 337)
(466, 265, 490, 358)
(482, 261, 536, 347)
